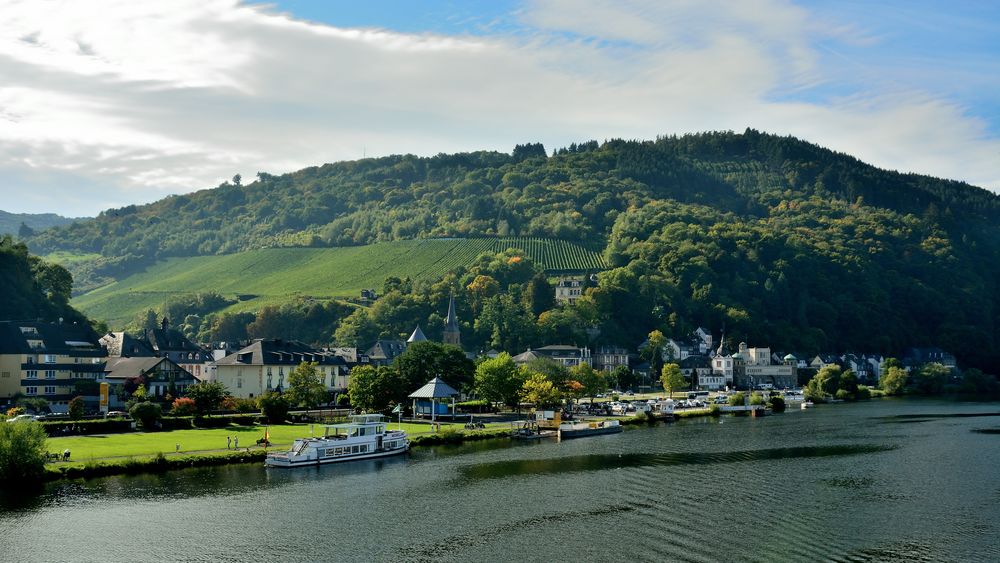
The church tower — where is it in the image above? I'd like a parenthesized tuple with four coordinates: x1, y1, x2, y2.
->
(442, 294, 461, 347)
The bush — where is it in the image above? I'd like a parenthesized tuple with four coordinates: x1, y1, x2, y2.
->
(749, 392, 765, 406)
(708, 404, 721, 416)
(129, 402, 163, 430)
(768, 395, 786, 413)
(728, 392, 746, 406)
(856, 386, 872, 400)
(258, 392, 289, 424)
(835, 389, 852, 401)
(6, 406, 26, 419)
(232, 397, 258, 414)
(171, 397, 197, 416)
(0, 419, 48, 483)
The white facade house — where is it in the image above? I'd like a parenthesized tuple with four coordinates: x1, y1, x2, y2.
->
(212, 339, 348, 399)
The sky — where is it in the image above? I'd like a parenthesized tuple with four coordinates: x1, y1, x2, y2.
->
(0, 0, 998, 216)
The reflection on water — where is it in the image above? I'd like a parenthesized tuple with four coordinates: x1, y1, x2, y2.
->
(1, 399, 998, 562)
(460, 444, 896, 480)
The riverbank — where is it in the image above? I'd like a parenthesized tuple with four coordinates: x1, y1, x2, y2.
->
(39, 406, 763, 481)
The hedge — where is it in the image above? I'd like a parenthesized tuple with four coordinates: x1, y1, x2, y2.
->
(39, 419, 134, 437)
(45, 450, 268, 480)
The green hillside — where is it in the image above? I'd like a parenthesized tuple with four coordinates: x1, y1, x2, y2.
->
(27, 130, 1000, 369)
(73, 237, 605, 327)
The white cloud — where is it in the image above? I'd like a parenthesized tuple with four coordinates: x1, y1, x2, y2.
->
(0, 0, 997, 216)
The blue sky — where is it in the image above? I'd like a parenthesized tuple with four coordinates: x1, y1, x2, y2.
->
(0, 0, 998, 216)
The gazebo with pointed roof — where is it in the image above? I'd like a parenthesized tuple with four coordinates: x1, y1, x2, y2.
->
(408, 376, 460, 422)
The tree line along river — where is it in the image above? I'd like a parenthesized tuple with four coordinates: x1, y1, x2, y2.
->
(1, 398, 998, 562)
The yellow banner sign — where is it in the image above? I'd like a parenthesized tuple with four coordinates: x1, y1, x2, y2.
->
(99, 382, 109, 410)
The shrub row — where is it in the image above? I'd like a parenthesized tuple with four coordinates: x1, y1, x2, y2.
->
(44, 449, 268, 481)
(39, 419, 134, 436)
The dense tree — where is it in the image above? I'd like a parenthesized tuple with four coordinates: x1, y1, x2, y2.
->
(257, 392, 289, 423)
(912, 363, 949, 395)
(474, 353, 524, 410)
(0, 420, 48, 483)
(393, 341, 475, 394)
(67, 396, 85, 420)
(184, 381, 230, 414)
(642, 330, 667, 381)
(285, 362, 328, 408)
(571, 363, 608, 402)
(880, 365, 908, 396)
(348, 365, 402, 413)
(128, 402, 162, 430)
(660, 363, 686, 396)
(520, 372, 561, 408)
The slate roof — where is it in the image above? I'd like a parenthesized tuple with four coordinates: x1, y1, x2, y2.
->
(0, 321, 102, 356)
(214, 339, 346, 367)
(100, 331, 155, 357)
(408, 376, 460, 399)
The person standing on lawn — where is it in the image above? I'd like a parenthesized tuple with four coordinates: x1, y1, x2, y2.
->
(227, 436, 232, 449)
(234, 436, 238, 449)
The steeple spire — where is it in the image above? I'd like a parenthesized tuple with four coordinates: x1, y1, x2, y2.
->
(443, 293, 461, 346)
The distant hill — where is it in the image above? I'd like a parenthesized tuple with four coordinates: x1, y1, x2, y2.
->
(72, 238, 606, 327)
(0, 210, 84, 237)
(25, 130, 1000, 369)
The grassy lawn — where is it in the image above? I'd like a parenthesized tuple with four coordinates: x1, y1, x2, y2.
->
(47, 420, 505, 462)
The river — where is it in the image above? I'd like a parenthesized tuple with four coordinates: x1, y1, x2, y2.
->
(2, 398, 999, 562)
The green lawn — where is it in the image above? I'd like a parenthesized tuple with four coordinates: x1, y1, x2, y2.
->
(47, 420, 503, 462)
(73, 237, 606, 326)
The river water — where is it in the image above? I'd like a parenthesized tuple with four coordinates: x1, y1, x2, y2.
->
(2, 399, 999, 562)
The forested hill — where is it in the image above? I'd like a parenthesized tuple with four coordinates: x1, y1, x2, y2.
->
(0, 210, 81, 237)
(0, 235, 90, 326)
(24, 130, 1000, 369)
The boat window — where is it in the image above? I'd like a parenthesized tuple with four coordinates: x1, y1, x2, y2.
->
(360, 445, 367, 453)
(351, 446, 359, 454)
(334, 447, 342, 455)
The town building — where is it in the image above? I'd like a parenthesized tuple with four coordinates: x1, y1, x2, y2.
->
(734, 342, 797, 389)
(102, 356, 198, 408)
(0, 321, 105, 413)
(212, 339, 348, 399)
(101, 318, 212, 381)
(365, 340, 407, 366)
(902, 347, 958, 372)
(592, 345, 632, 372)
(554, 278, 584, 304)
(679, 355, 715, 389)
(511, 345, 592, 368)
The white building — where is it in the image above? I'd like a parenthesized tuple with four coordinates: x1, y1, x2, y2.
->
(211, 339, 348, 399)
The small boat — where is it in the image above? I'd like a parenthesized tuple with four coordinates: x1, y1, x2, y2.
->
(558, 419, 622, 439)
(801, 401, 815, 410)
(265, 414, 408, 468)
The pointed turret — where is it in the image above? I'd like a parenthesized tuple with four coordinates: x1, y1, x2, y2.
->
(443, 293, 461, 347)
(407, 325, 428, 344)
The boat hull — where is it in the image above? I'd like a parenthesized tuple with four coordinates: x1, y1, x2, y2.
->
(558, 426, 623, 439)
(265, 444, 409, 468)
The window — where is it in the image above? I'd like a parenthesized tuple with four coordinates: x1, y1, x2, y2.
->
(25, 386, 37, 395)
(44, 386, 55, 395)
(1, 371, 8, 378)
(26, 370, 37, 379)
(44, 354, 57, 364)
(45, 370, 56, 379)
(237, 378, 242, 389)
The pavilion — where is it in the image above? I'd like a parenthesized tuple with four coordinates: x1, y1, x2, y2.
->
(408, 376, 460, 421)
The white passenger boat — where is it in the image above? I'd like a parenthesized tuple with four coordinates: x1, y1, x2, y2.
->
(265, 414, 408, 468)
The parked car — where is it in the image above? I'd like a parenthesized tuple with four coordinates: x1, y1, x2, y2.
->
(6, 414, 39, 423)
(104, 411, 130, 419)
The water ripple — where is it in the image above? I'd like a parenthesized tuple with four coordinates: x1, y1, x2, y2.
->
(459, 444, 897, 481)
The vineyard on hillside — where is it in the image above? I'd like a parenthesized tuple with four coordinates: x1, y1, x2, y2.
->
(73, 237, 606, 326)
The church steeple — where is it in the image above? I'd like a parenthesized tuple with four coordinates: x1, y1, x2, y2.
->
(443, 293, 461, 346)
